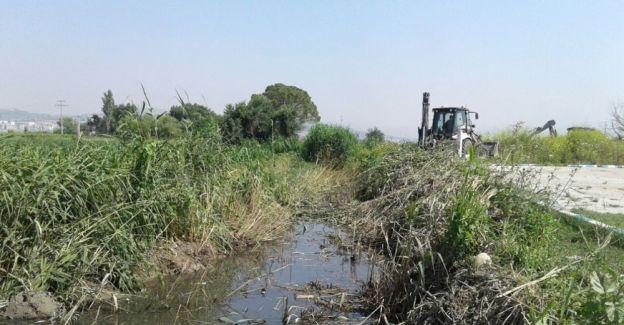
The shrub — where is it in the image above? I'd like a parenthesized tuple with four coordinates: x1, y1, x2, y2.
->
(491, 125, 624, 165)
(301, 124, 358, 168)
(271, 137, 302, 154)
(566, 129, 612, 164)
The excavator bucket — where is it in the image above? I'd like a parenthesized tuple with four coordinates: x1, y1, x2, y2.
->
(479, 141, 499, 157)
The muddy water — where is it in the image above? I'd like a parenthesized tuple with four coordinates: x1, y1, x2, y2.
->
(78, 223, 374, 324)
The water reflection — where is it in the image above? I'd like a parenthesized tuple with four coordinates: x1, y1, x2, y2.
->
(77, 223, 373, 324)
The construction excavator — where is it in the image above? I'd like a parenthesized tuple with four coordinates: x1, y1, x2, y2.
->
(530, 120, 557, 137)
(418, 92, 499, 157)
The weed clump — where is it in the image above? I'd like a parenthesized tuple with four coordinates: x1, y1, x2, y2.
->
(301, 124, 358, 168)
(344, 143, 622, 324)
(445, 183, 491, 256)
(355, 143, 427, 201)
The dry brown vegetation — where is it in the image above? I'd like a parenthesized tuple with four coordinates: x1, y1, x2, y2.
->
(335, 143, 624, 324)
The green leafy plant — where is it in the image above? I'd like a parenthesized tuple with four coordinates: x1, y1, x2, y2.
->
(301, 124, 358, 168)
(579, 270, 624, 324)
(446, 182, 490, 256)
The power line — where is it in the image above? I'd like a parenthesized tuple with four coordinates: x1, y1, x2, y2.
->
(55, 100, 67, 135)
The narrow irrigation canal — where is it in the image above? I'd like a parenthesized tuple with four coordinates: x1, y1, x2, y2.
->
(78, 223, 376, 324)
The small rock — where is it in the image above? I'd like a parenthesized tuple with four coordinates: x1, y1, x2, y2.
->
(474, 252, 492, 269)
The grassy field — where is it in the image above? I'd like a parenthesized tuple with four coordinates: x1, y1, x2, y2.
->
(572, 209, 624, 229)
(557, 216, 624, 269)
(0, 133, 113, 144)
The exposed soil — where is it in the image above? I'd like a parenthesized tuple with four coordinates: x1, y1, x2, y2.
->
(149, 240, 221, 277)
(1, 291, 63, 321)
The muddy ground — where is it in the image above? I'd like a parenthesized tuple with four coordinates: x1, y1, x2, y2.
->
(0, 291, 62, 321)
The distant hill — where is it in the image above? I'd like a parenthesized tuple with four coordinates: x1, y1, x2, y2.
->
(0, 108, 56, 121)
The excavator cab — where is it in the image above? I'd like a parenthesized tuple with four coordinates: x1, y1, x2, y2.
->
(431, 108, 470, 139)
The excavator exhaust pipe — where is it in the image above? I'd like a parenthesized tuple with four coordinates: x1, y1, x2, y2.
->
(419, 92, 430, 146)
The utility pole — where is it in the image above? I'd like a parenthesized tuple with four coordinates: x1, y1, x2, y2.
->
(55, 100, 67, 135)
(76, 116, 81, 138)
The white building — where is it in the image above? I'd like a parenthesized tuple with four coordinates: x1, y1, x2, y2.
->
(0, 120, 58, 133)
(0, 120, 18, 132)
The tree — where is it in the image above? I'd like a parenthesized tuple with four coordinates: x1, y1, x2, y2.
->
(301, 124, 358, 167)
(87, 114, 106, 134)
(272, 104, 297, 138)
(110, 103, 138, 133)
(221, 96, 274, 143)
(169, 103, 217, 122)
(220, 84, 321, 143)
(169, 103, 220, 136)
(221, 102, 246, 143)
(263, 83, 320, 130)
(56, 117, 77, 135)
(245, 95, 277, 140)
(101, 90, 115, 133)
(612, 104, 624, 139)
(364, 127, 385, 147)
(157, 115, 183, 138)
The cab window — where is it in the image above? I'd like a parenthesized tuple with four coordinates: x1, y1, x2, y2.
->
(432, 111, 456, 135)
(456, 111, 466, 129)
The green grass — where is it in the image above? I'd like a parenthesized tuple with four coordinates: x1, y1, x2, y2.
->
(1, 132, 113, 142)
(556, 216, 624, 269)
(571, 208, 624, 230)
(0, 132, 335, 310)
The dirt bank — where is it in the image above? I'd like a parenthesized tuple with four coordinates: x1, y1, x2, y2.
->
(1, 291, 63, 321)
(149, 240, 221, 277)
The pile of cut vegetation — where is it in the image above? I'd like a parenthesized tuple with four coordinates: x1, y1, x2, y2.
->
(346, 144, 624, 324)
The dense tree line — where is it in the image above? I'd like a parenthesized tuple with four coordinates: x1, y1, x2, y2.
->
(85, 84, 320, 142)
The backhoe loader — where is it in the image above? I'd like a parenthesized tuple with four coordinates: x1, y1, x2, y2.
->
(418, 92, 498, 157)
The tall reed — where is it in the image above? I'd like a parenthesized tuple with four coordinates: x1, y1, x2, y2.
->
(0, 133, 306, 305)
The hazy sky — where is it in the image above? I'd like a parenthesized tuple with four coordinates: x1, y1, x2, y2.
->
(1, 1, 622, 138)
